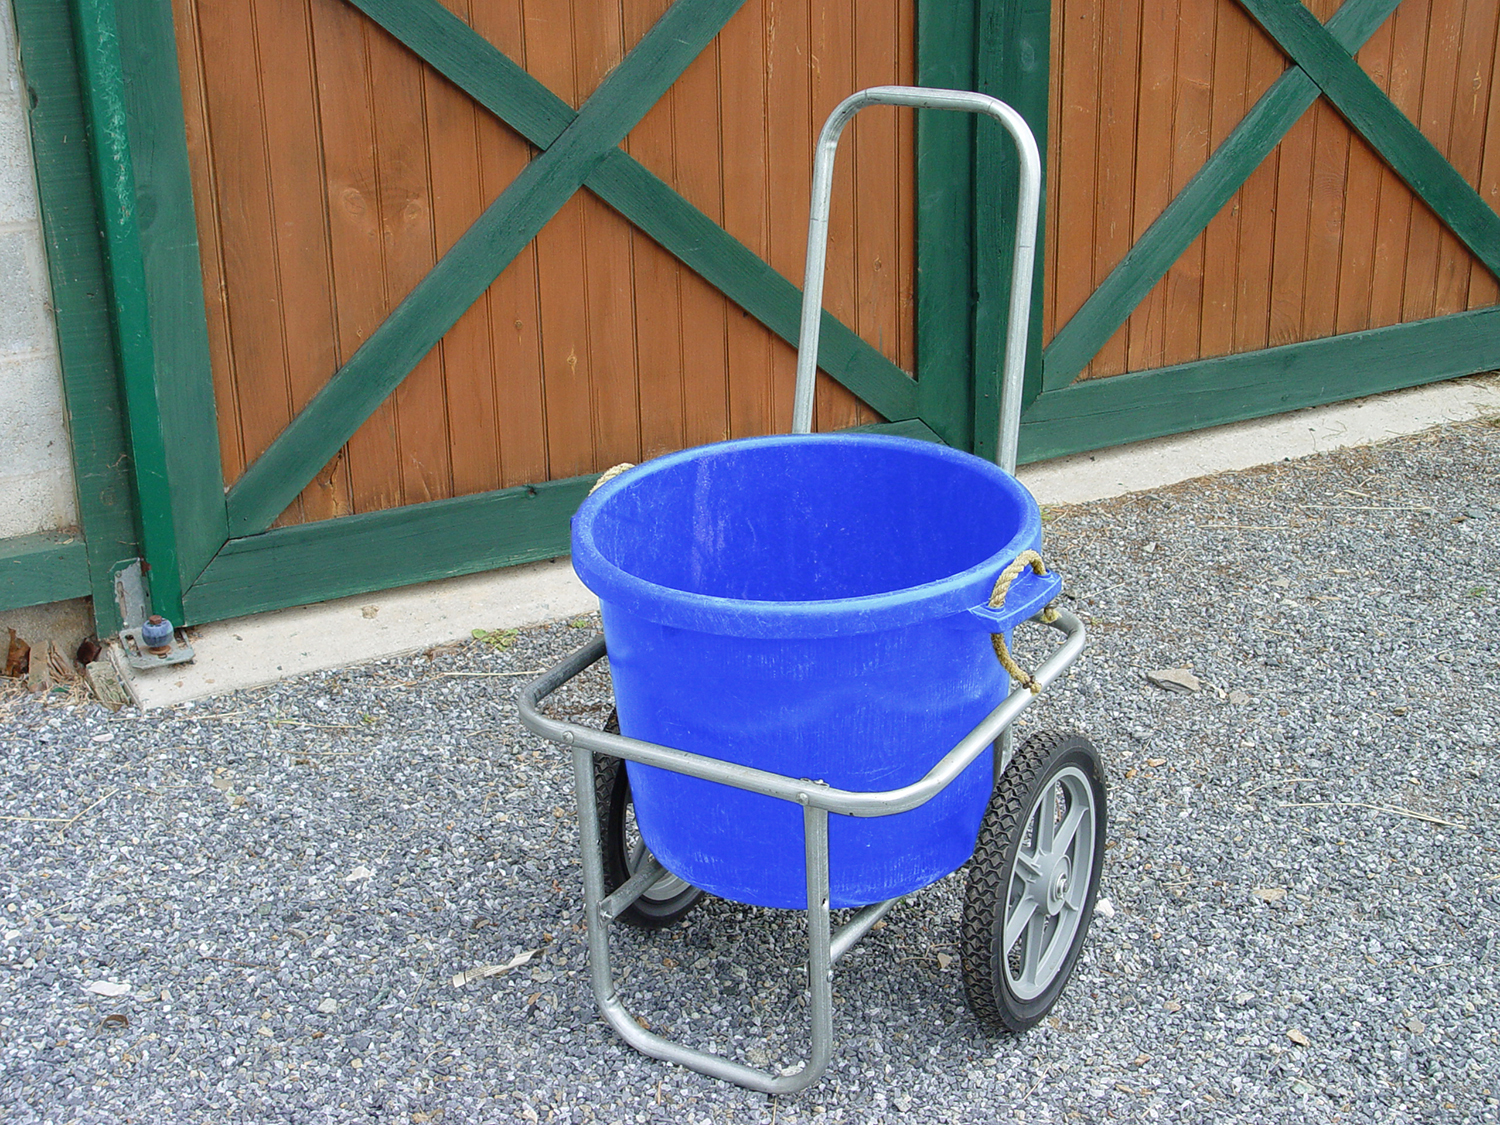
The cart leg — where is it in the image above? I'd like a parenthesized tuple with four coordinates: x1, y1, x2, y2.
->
(568, 744, 836, 1095)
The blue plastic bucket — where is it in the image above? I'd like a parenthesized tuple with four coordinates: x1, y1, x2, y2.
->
(571, 434, 1060, 909)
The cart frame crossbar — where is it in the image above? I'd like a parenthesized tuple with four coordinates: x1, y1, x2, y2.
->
(517, 608, 1085, 1094)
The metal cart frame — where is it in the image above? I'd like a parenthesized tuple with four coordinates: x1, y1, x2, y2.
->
(517, 87, 1084, 1095)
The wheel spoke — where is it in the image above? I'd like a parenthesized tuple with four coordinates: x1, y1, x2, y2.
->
(1004, 892, 1039, 952)
(1035, 783, 1058, 853)
(1050, 801, 1088, 863)
(1014, 848, 1043, 880)
(1020, 905, 1046, 988)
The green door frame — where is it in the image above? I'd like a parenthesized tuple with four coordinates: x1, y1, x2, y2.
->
(15, 0, 978, 628)
(1020, 0, 1500, 460)
(15, 0, 1493, 631)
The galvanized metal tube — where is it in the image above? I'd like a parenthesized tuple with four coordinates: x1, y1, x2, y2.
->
(790, 85, 1042, 476)
(596, 855, 668, 923)
(798, 804, 836, 1087)
(829, 896, 901, 964)
(519, 609, 1087, 819)
(571, 744, 618, 1012)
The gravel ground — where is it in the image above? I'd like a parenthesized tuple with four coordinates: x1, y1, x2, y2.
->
(2, 419, 1498, 1124)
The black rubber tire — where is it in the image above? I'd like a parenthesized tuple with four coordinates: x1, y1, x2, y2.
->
(961, 730, 1107, 1032)
(593, 709, 704, 929)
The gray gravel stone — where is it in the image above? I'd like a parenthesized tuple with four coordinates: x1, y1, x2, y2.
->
(1, 419, 1497, 1123)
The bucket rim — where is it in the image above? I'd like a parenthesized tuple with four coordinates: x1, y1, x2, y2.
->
(570, 434, 1044, 639)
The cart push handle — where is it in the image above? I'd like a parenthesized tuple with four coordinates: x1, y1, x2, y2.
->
(792, 86, 1042, 476)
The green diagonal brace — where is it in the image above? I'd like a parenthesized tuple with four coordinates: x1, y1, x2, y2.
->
(1043, 0, 1399, 390)
(1239, 0, 1500, 278)
(348, 0, 917, 428)
(228, 0, 918, 536)
(225, 0, 744, 536)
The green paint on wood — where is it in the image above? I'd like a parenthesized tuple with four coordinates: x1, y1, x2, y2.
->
(110, 0, 227, 591)
(228, 0, 916, 541)
(355, 0, 915, 415)
(1042, 0, 1400, 390)
(0, 534, 92, 612)
(588, 152, 918, 424)
(11, 0, 140, 632)
(71, 0, 183, 619)
(974, 0, 1050, 462)
(849, 418, 944, 443)
(186, 477, 593, 625)
(1021, 306, 1500, 461)
(224, 0, 748, 536)
(1236, 0, 1500, 278)
(915, 0, 978, 451)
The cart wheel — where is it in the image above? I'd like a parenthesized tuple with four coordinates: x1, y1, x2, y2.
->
(961, 730, 1107, 1031)
(592, 709, 704, 928)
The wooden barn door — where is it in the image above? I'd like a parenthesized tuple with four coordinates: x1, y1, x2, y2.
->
(1020, 0, 1500, 459)
(89, 0, 956, 624)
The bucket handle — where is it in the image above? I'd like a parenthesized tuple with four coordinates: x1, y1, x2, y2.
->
(950, 551, 1063, 692)
(792, 87, 1041, 476)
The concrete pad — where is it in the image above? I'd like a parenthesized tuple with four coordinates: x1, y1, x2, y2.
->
(1018, 370, 1500, 505)
(117, 372, 1500, 708)
(118, 556, 596, 709)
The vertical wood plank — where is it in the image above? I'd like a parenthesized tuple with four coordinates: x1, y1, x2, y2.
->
(193, 0, 297, 519)
(721, 0, 774, 437)
(1052, 0, 1101, 369)
(1368, 0, 1428, 327)
(1043, 0, 1063, 349)
(1124, 0, 1178, 371)
(895, 0, 917, 377)
(253, 0, 350, 522)
(1267, 101, 1317, 347)
(172, 0, 242, 485)
(309, 0, 403, 515)
(1300, 99, 1351, 342)
(1437, 0, 1498, 315)
(1231, 19, 1283, 354)
(366, 21, 452, 507)
(1089, 0, 1141, 377)
(810, 0, 860, 431)
(1400, 0, 1462, 323)
(1468, 30, 1500, 308)
(765, 0, 813, 429)
(853, 0, 900, 424)
(1336, 12, 1398, 335)
(527, 3, 597, 478)
(1199, 0, 1252, 360)
(427, 0, 500, 499)
(1161, 0, 1216, 367)
(669, 25, 732, 448)
(622, 0, 685, 460)
(575, 2, 642, 467)
(469, 1, 548, 490)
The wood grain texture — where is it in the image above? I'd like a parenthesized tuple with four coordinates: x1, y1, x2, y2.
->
(177, 0, 916, 536)
(1042, 0, 1500, 390)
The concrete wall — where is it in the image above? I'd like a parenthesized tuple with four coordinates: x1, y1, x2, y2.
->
(1, 0, 91, 649)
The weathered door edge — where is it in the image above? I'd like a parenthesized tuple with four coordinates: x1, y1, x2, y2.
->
(9, 0, 141, 632)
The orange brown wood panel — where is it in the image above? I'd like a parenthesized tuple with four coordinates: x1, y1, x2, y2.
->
(1044, 0, 1500, 383)
(171, 0, 916, 527)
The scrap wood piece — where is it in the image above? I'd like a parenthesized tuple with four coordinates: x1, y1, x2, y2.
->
(451, 948, 538, 987)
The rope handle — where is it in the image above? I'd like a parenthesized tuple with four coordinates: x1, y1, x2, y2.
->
(589, 463, 636, 495)
(988, 549, 1059, 694)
